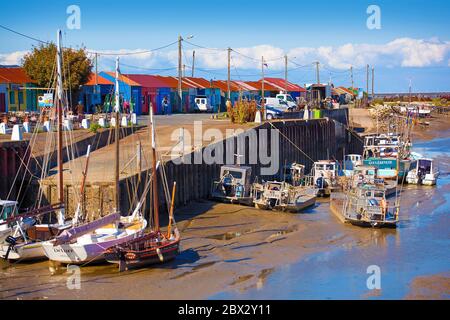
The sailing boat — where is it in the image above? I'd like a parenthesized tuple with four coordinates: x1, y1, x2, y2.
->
(41, 56, 147, 264)
(104, 108, 181, 272)
(0, 30, 74, 261)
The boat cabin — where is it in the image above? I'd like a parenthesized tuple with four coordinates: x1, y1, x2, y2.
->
(281, 163, 305, 186)
(0, 200, 18, 229)
(211, 165, 253, 204)
(313, 160, 337, 184)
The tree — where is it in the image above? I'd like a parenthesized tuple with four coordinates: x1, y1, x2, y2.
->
(22, 43, 93, 106)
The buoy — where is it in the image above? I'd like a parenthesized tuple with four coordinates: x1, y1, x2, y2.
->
(110, 117, 116, 127)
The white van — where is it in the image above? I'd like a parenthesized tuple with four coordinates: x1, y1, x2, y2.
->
(275, 93, 297, 110)
(260, 98, 290, 111)
(194, 95, 210, 112)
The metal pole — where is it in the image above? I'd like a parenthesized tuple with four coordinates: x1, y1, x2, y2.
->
(56, 30, 64, 208)
(114, 57, 120, 212)
(316, 61, 320, 84)
(192, 50, 195, 77)
(150, 108, 159, 231)
(178, 35, 183, 112)
(261, 56, 265, 118)
(95, 53, 98, 94)
(372, 67, 375, 100)
(366, 64, 369, 107)
(227, 48, 231, 100)
(350, 65, 353, 89)
(284, 55, 288, 93)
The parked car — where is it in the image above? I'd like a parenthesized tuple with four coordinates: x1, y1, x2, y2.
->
(258, 104, 283, 120)
(194, 95, 211, 112)
(275, 93, 298, 110)
(259, 98, 292, 111)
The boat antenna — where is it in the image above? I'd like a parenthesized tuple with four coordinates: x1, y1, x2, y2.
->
(56, 29, 65, 224)
(150, 107, 160, 232)
(114, 57, 120, 212)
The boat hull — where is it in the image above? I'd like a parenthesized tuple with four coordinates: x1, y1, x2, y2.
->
(0, 242, 46, 261)
(105, 241, 180, 271)
(42, 228, 145, 264)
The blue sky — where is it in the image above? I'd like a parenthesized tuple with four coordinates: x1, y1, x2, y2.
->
(0, 0, 449, 92)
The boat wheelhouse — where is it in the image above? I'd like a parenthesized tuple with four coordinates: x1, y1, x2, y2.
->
(406, 158, 439, 185)
(343, 154, 362, 177)
(281, 163, 306, 186)
(312, 160, 340, 197)
(211, 165, 253, 205)
(252, 181, 316, 213)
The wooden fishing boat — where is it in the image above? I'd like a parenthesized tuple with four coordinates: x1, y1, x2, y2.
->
(41, 56, 147, 264)
(104, 108, 180, 271)
(252, 181, 316, 213)
(0, 30, 74, 261)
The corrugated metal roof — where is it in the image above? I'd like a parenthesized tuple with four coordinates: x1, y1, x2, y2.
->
(124, 74, 169, 88)
(0, 67, 35, 84)
(155, 76, 197, 89)
(85, 73, 114, 85)
(103, 72, 141, 86)
(246, 80, 279, 92)
(264, 77, 306, 92)
(183, 77, 215, 89)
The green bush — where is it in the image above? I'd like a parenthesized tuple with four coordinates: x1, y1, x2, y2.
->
(89, 123, 102, 133)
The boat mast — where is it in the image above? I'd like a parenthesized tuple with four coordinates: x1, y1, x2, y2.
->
(114, 57, 120, 212)
(56, 29, 65, 222)
(150, 108, 159, 232)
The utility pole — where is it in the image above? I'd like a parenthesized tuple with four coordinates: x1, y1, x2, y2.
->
(366, 64, 369, 107)
(227, 47, 231, 100)
(95, 53, 98, 94)
(192, 50, 195, 77)
(261, 56, 265, 109)
(284, 55, 288, 93)
(315, 61, 320, 84)
(372, 67, 375, 100)
(409, 79, 412, 105)
(350, 65, 354, 89)
(178, 35, 183, 112)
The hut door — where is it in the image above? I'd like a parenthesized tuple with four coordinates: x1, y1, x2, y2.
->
(0, 93, 5, 112)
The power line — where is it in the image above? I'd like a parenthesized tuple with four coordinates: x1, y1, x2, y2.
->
(0, 24, 49, 44)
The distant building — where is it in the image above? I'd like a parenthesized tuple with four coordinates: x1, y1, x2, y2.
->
(0, 67, 38, 112)
(79, 73, 114, 113)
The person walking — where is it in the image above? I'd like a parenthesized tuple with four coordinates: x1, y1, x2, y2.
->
(162, 96, 169, 115)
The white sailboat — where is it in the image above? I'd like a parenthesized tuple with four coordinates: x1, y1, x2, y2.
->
(0, 30, 74, 261)
(41, 56, 147, 264)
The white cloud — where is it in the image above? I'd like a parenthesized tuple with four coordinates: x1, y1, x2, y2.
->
(2, 38, 449, 73)
(0, 50, 29, 65)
